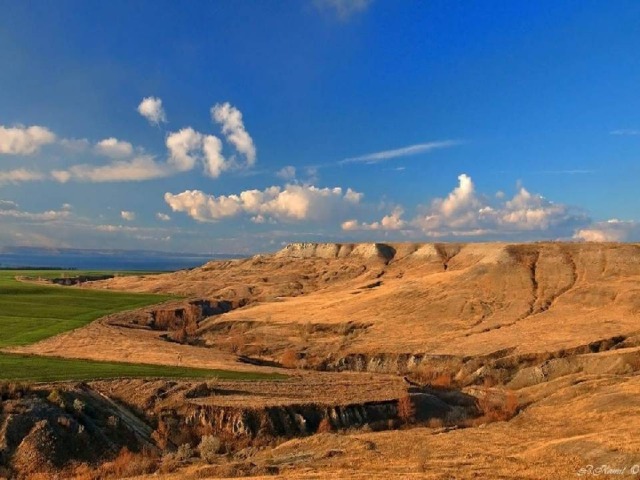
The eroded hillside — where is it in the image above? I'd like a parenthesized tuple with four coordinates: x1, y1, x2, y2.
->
(66, 242, 640, 363)
(6, 242, 640, 479)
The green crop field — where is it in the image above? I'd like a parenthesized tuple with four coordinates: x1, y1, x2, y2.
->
(0, 270, 175, 348)
(0, 270, 284, 382)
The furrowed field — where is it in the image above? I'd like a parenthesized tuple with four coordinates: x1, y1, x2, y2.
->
(0, 270, 283, 381)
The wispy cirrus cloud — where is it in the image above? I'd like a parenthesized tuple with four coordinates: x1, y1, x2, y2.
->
(315, 0, 373, 20)
(339, 140, 461, 165)
(0, 169, 46, 185)
(610, 129, 640, 136)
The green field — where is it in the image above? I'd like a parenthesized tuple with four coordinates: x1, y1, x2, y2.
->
(0, 270, 175, 347)
(0, 270, 284, 382)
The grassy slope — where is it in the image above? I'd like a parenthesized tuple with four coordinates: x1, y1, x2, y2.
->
(0, 270, 284, 381)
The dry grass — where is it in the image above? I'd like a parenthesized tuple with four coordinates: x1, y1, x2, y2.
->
(99, 448, 158, 479)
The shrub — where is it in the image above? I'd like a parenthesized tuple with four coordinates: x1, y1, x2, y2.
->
(175, 443, 194, 462)
(73, 398, 86, 414)
(317, 417, 333, 433)
(397, 395, 416, 424)
(198, 435, 222, 463)
(47, 388, 63, 406)
(474, 389, 519, 424)
(280, 349, 299, 369)
(431, 373, 453, 387)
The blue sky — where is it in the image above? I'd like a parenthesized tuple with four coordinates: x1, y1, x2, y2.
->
(1, 0, 639, 253)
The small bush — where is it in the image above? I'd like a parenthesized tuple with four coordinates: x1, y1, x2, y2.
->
(175, 443, 194, 462)
(431, 373, 453, 387)
(317, 417, 333, 433)
(397, 395, 416, 424)
(73, 398, 86, 414)
(198, 435, 222, 463)
(280, 349, 299, 369)
(473, 389, 519, 425)
(47, 388, 63, 406)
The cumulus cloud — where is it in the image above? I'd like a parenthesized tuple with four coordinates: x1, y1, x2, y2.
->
(315, 0, 373, 19)
(211, 103, 256, 166)
(342, 174, 589, 239)
(412, 174, 587, 237)
(340, 140, 460, 165)
(202, 134, 227, 178)
(276, 166, 297, 180)
(0, 125, 56, 155)
(342, 207, 407, 231)
(52, 155, 168, 183)
(137, 97, 167, 125)
(95, 138, 134, 158)
(121, 211, 136, 221)
(166, 127, 204, 172)
(165, 184, 362, 223)
(156, 212, 171, 221)
(0, 169, 46, 184)
(574, 219, 640, 242)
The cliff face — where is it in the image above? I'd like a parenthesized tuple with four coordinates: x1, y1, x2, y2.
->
(275, 242, 397, 262)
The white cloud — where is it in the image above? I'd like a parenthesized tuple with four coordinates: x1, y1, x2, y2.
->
(96, 224, 142, 233)
(276, 166, 297, 180)
(342, 207, 407, 231)
(156, 212, 171, 221)
(316, 0, 373, 19)
(0, 169, 46, 184)
(137, 96, 167, 125)
(574, 219, 640, 242)
(342, 174, 589, 239)
(202, 134, 227, 178)
(340, 140, 460, 165)
(166, 127, 203, 172)
(211, 102, 256, 166)
(0, 206, 70, 221)
(412, 174, 587, 237)
(95, 137, 134, 158)
(52, 155, 168, 183)
(121, 210, 136, 221)
(165, 184, 362, 223)
(0, 125, 56, 155)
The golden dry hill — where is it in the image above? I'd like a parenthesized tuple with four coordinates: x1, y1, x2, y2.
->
(5, 242, 640, 479)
